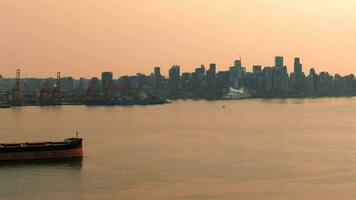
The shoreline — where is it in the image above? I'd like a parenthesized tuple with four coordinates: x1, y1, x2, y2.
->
(1, 96, 356, 108)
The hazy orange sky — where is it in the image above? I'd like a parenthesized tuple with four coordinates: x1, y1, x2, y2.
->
(1, 0, 356, 78)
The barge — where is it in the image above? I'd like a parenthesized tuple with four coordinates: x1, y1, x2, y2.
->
(85, 97, 169, 106)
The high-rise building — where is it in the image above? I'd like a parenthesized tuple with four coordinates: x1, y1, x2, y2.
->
(271, 56, 289, 95)
(192, 65, 205, 97)
(229, 66, 239, 88)
(294, 57, 302, 74)
(216, 71, 230, 93)
(168, 65, 180, 98)
(87, 77, 100, 98)
(76, 78, 90, 92)
(101, 72, 113, 89)
(153, 66, 162, 91)
(154, 67, 161, 77)
(253, 65, 262, 74)
(206, 63, 217, 98)
(135, 73, 146, 89)
(61, 77, 74, 91)
(275, 56, 284, 68)
(292, 57, 305, 94)
(196, 65, 205, 77)
(229, 59, 245, 88)
(234, 60, 242, 68)
(235, 59, 245, 78)
(263, 67, 273, 94)
(181, 72, 192, 94)
(24, 78, 41, 94)
(90, 77, 100, 89)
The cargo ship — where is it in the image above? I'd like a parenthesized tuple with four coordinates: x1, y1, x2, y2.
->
(0, 137, 83, 162)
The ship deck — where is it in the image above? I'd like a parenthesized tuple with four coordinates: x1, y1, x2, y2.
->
(0, 138, 82, 153)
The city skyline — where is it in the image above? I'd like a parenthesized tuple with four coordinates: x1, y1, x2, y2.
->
(0, 56, 355, 79)
(2, 55, 356, 105)
(1, 0, 356, 77)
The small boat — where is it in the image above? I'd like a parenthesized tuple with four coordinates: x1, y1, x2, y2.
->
(0, 135, 83, 162)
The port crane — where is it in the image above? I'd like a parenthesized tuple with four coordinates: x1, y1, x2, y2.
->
(52, 72, 61, 104)
(39, 72, 62, 105)
(11, 69, 22, 106)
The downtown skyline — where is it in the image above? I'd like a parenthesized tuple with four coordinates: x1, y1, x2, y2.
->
(0, 55, 355, 79)
(1, 55, 356, 104)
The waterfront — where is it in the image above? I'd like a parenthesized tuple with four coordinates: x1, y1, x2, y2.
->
(1, 98, 356, 199)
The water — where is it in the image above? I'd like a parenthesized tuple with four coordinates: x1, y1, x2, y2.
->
(1, 98, 356, 200)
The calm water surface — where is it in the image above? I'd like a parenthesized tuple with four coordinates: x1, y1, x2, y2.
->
(1, 98, 356, 200)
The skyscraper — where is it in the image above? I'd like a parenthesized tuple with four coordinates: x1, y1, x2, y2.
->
(192, 65, 205, 97)
(168, 65, 180, 98)
(154, 67, 161, 77)
(253, 65, 262, 74)
(292, 57, 305, 94)
(181, 72, 192, 94)
(275, 56, 284, 68)
(229, 59, 244, 88)
(153, 66, 162, 93)
(229, 66, 238, 88)
(234, 60, 242, 68)
(87, 77, 100, 98)
(216, 71, 229, 93)
(209, 63, 216, 75)
(272, 56, 289, 96)
(234, 59, 245, 78)
(294, 57, 302, 74)
(263, 67, 273, 95)
(101, 72, 113, 89)
(206, 63, 217, 98)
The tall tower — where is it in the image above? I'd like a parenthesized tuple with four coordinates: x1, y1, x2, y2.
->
(101, 72, 113, 89)
(154, 67, 162, 87)
(206, 63, 217, 98)
(275, 56, 284, 68)
(154, 67, 161, 77)
(168, 65, 180, 98)
(234, 60, 242, 68)
(101, 72, 114, 98)
(294, 57, 302, 74)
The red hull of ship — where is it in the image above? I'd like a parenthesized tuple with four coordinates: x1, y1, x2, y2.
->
(0, 147, 83, 161)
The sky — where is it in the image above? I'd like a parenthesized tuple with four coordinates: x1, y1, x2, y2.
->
(1, 0, 356, 78)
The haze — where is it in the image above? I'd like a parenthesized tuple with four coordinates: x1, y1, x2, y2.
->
(1, 0, 356, 78)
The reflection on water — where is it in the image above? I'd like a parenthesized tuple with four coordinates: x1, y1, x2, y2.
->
(0, 157, 83, 169)
(1, 98, 356, 200)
